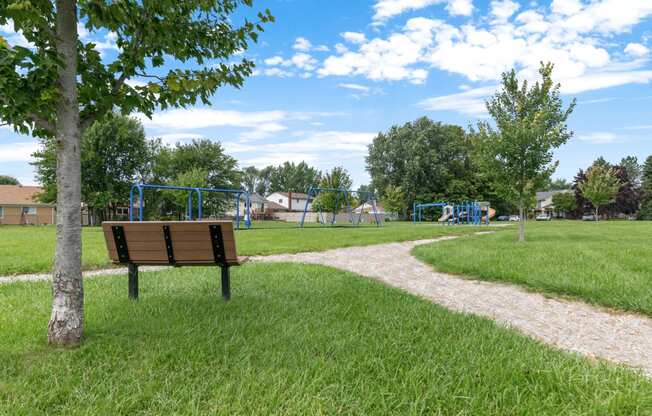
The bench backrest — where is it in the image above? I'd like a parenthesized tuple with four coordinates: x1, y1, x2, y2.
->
(102, 221, 239, 266)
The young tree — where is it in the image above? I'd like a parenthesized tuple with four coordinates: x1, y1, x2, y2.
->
(476, 63, 575, 241)
(578, 165, 619, 221)
(0, 175, 20, 185)
(551, 192, 576, 217)
(382, 185, 406, 219)
(639, 156, 652, 219)
(0, 1, 272, 345)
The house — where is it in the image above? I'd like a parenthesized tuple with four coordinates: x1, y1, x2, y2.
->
(0, 185, 55, 225)
(353, 201, 386, 215)
(267, 191, 312, 212)
(536, 190, 571, 216)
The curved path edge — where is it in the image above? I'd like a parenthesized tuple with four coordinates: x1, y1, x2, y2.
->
(252, 235, 652, 377)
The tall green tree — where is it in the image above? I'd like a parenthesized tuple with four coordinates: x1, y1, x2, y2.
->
(312, 166, 353, 215)
(620, 156, 641, 187)
(0, 1, 272, 345)
(151, 139, 241, 218)
(639, 156, 652, 219)
(578, 165, 619, 221)
(0, 175, 19, 185)
(268, 161, 321, 194)
(241, 166, 260, 194)
(551, 192, 576, 217)
(367, 117, 485, 210)
(32, 115, 150, 221)
(476, 63, 575, 241)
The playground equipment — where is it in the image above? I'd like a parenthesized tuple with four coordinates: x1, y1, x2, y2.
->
(299, 186, 382, 227)
(129, 183, 252, 229)
(413, 201, 493, 225)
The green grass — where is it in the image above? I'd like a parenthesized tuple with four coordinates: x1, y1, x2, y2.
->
(414, 221, 652, 315)
(0, 222, 482, 275)
(1, 263, 651, 414)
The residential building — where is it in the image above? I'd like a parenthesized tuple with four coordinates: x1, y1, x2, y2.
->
(535, 189, 571, 216)
(0, 185, 55, 225)
(267, 191, 312, 212)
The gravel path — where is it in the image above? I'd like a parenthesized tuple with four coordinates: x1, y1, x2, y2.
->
(252, 236, 652, 376)
(0, 265, 167, 285)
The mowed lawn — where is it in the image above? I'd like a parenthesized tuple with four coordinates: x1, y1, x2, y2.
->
(0, 222, 483, 275)
(414, 221, 652, 315)
(1, 263, 651, 414)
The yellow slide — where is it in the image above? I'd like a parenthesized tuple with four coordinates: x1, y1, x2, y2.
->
(482, 208, 496, 222)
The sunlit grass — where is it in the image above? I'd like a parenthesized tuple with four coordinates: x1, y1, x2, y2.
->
(414, 220, 652, 315)
(1, 262, 650, 414)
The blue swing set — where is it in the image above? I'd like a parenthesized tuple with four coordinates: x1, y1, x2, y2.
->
(128, 183, 252, 229)
(413, 200, 491, 226)
(299, 186, 382, 228)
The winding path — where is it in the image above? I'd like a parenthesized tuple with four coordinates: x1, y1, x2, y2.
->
(253, 236, 652, 377)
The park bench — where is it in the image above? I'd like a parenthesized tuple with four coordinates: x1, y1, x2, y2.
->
(102, 221, 247, 301)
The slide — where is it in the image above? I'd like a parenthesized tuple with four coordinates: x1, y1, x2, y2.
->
(481, 208, 496, 222)
(438, 213, 451, 223)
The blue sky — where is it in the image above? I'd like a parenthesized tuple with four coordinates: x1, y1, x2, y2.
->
(1, 0, 651, 188)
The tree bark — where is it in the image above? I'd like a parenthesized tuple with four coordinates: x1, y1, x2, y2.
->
(518, 202, 525, 242)
(595, 206, 599, 222)
(48, 0, 83, 346)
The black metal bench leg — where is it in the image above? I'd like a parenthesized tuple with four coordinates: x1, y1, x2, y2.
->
(128, 263, 139, 300)
(221, 266, 231, 301)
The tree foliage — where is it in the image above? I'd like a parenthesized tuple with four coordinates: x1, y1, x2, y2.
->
(382, 185, 406, 218)
(551, 191, 576, 216)
(0, 175, 20, 185)
(578, 165, 619, 220)
(475, 63, 575, 241)
(32, 115, 150, 214)
(312, 166, 353, 214)
(241, 161, 321, 196)
(639, 156, 652, 219)
(367, 117, 485, 210)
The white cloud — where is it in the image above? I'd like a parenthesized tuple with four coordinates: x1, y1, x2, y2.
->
(293, 37, 312, 52)
(137, 108, 288, 130)
(372, 0, 472, 24)
(576, 132, 619, 144)
(446, 0, 473, 16)
(0, 142, 39, 162)
(313, 45, 330, 52)
(625, 43, 649, 58)
(264, 56, 290, 66)
(551, 0, 583, 16)
(338, 83, 371, 92)
(418, 85, 497, 116)
(291, 53, 318, 71)
(341, 32, 367, 44)
(490, 0, 520, 21)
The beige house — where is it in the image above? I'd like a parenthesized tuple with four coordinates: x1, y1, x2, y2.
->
(0, 185, 55, 225)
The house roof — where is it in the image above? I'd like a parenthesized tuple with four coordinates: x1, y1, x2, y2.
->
(354, 202, 386, 214)
(0, 185, 51, 206)
(536, 190, 570, 200)
(262, 200, 287, 210)
(271, 191, 310, 199)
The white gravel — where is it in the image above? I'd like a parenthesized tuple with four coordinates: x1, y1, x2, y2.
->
(252, 236, 652, 377)
(0, 265, 168, 285)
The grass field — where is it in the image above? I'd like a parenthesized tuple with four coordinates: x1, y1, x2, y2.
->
(414, 221, 652, 315)
(1, 263, 650, 414)
(0, 222, 483, 275)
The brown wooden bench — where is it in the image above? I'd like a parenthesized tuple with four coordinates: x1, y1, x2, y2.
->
(102, 221, 247, 300)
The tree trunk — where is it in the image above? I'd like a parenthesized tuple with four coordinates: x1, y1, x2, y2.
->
(48, 0, 83, 346)
(518, 202, 525, 242)
(595, 206, 599, 222)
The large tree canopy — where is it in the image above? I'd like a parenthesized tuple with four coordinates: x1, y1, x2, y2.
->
(366, 117, 490, 215)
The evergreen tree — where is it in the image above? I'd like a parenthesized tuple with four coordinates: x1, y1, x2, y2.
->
(640, 156, 652, 219)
